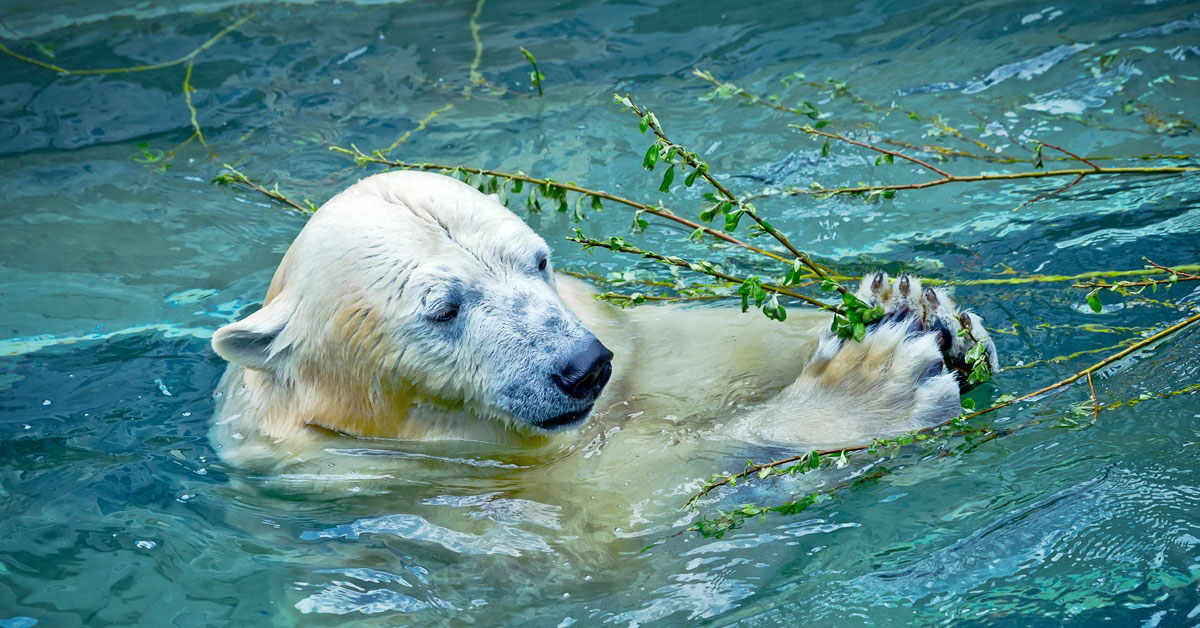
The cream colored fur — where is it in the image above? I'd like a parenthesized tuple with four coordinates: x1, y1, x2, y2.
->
(210, 171, 996, 556)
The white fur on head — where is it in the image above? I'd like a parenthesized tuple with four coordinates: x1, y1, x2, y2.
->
(211, 171, 608, 436)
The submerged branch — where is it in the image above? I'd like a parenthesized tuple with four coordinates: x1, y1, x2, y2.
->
(0, 12, 255, 75)
(692, 68, 1009, 156)
(771, 124, 1199, 200)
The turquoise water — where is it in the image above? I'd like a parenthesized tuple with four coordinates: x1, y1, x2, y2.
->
(2, 0, 1200, 625)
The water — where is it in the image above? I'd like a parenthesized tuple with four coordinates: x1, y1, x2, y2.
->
(2, 0, 1199, 625)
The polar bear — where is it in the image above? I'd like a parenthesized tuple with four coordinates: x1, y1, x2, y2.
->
(209, 170, 996, 510)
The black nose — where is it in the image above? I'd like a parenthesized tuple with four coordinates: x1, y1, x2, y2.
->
(552, 338, 614, 399)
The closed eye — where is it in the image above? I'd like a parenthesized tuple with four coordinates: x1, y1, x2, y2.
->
(429, 304, 459, 323)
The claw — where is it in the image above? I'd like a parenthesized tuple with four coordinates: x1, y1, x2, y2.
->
(906, 316, 923, 335)
(882, 304, 910, 326)
(898, 275, 910, 297)
(871, 271, 885, 293)
(936, 329, 953, 352)
(924, 287, 939, 310)
(959, 313, 972, 331)
(920, 359, 944, 382)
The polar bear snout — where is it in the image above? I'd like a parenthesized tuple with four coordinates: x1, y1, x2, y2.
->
(552, 338, 614, 400)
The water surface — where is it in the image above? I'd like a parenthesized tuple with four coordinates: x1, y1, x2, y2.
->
(2, 0, 1199, 625)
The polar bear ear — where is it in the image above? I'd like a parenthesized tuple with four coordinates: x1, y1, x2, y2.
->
(212, 299, 294, 371)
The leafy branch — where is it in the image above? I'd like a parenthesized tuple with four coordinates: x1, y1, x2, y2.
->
(568, 232, 841, 315)
(329, 144, 792, 263)
(1078, 258, 1200, 312)
(614, 93, 842, 294)
(762, 125, 1199, 201)
(0, 12, 256, 75)
(212, 165, 315, 213)
(520, 47, 544, 96)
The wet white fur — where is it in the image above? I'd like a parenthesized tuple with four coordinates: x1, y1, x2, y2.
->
(210, 171, 995, 470)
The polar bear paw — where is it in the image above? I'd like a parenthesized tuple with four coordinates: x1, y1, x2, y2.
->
(851, 271, 999, 392)
(740, 272, 1001, 445)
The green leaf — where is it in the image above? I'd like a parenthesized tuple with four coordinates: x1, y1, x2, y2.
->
(1033, 143, 1045, 169)
(724, 209, 743, 232)
(852, 322, 866, 343)
(821, 140, 829, 157)
(639, 116, 650, 135)
(659, 165, 675, 193)
(1087, 290, 1102, 313)
(798, 101, 820, 119)
(512, 179, 523, 193)
(689, 226, 704, 241)
(642, 144, 659, 171)
(684, 166, 700, 187)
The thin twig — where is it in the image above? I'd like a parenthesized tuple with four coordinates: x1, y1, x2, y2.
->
(1018, 172, 1085, 209)
(884, 138, 1200, 164)
(1145, 258, 1200, 280)
(754, 165, 1199, 199)
(934, 264, 1200, 287)
(182, 60, 216, 159)
(773, 124, 1199, 200)
(692, 68, 1007, 156)
(0, 12, 255, 75)
(1074, 258, 1200, 290)
(797, 124, 953, 178)
(214, 164, 312, 213)
(1086, 371, 1099, 424)
(1037, 140, 1102, 171)
(382, 104, 454, 155)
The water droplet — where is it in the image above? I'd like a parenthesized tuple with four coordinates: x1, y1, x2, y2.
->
(136, 540, 156, 550)
(42, 400, 51, 406)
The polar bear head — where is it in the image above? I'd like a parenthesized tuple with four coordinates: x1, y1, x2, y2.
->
(211, 171, 613, 435)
